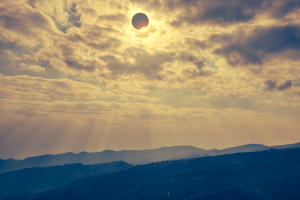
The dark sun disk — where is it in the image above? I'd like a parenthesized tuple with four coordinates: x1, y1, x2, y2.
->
(132, 13, 149, 30)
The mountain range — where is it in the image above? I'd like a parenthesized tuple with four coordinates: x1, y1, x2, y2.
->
(4, 147, 300, 200)
(1, 142, 299, 174)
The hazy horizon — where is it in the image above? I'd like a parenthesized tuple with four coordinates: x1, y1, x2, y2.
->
(2, 141, 298, 160)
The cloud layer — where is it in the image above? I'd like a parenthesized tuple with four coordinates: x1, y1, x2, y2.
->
(1, 0, 300, 158)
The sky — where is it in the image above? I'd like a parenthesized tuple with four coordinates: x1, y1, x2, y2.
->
(0, 0, 300, 159)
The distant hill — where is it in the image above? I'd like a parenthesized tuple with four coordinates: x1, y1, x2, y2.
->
(270, 142, 300, 149)
(5, 148, 300, 200)
(210, 143, 268, 155)
(0, 146, 207, 173)
(0, 161, 131, 199)
(0, 142, 299, 174)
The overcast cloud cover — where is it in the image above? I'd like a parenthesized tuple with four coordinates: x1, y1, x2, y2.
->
(1, 0, 300, 159)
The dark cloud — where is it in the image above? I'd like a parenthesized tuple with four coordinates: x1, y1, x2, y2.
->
(213, 25, 300, 66)
(176, 52, 206, 70)
(263, 80, 292, 92)
(0, 43, 17, 74)
(0, 12, 53, 37)
(64, 60, 97, 72)
(0, 40, 43, 76)
(194, 61, 205, 70)
(27, 0, 35, 8)
(54, 3, 81, 32)
(133, 0, 299, 27)
(0, 40, 37, 58)
(177, 52, 198, 62)
(68, 3, 81, 28)
(169, 0, 264, 26)
(214, 44, 262, 66)
(185, 61, 214, 78)
(277, 80, 292, 91)
(58, 43, 76, 58)
(249, 26, 300, 53)
(272, 0, 300, 18)
(176, 52, 208, 73)
(263, 80, 277, 92)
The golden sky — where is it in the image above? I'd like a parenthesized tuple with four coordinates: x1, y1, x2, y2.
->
(1, 0, 300, 159)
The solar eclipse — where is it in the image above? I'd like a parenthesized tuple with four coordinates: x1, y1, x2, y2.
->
(132, 13, 149, 30)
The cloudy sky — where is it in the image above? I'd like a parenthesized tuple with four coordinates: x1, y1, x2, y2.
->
(1, 0, 300, 159)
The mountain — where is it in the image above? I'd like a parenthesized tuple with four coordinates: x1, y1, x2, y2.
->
(270, 142, 300, 149)
(209, 144, 268, 155)
(0, 146, 207, 173)
(5, 148, 300, 200)
(0, 161, 131, 199)
(0, 142, 298, 174)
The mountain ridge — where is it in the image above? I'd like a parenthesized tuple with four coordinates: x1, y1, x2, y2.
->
(0, 142, 299, 174)
(4, 147, 300, 200)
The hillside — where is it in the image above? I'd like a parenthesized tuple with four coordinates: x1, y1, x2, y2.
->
(0, 161, 131, 199)
(5, 148, 300, 200)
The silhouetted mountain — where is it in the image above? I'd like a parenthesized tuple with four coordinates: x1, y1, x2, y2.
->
(0, 146, 207, 173)
(5, 148, 300, 200)
(0, 142, 298, 174)
(0, 161, 131, 199)
(209, 144, 268, 155)
(270, 142, 300, 149)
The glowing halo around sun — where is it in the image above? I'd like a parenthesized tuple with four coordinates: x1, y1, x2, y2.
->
(132, 13, 149, 31)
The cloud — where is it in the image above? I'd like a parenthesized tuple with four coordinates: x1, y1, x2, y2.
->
(294, 80, 300, 87)
(67, 3, 82, 28)
(185, 38, 208, 50)
(102, 48, 175, 80)
(22, 65, 45, 73)
(0, 12, 54, 36)
(263, 79, 293, 92)
(277, 80, 292, 91)
(257, 99, 289, 106)
(194, 61, 205, 70)
(64, 60, 97, 72)
(263, 80, 277, 91)
(0, 74, 114, 101)
(161, 0, 300, 27)
(98, 13, 128, 22)
(213, 25, 300, 66)
(185, 68, 215, 78)
(271, 0, 300, 18)
(0, 1, 59, 47)
(135, 25, 157, 38)
(27, 0, 36, 8)
(169, 0, 265, 27)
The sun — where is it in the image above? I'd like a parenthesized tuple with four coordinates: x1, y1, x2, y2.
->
(132, 13, 149, 31)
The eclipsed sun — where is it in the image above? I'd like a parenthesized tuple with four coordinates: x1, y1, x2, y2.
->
(132, 13, 149, 30)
